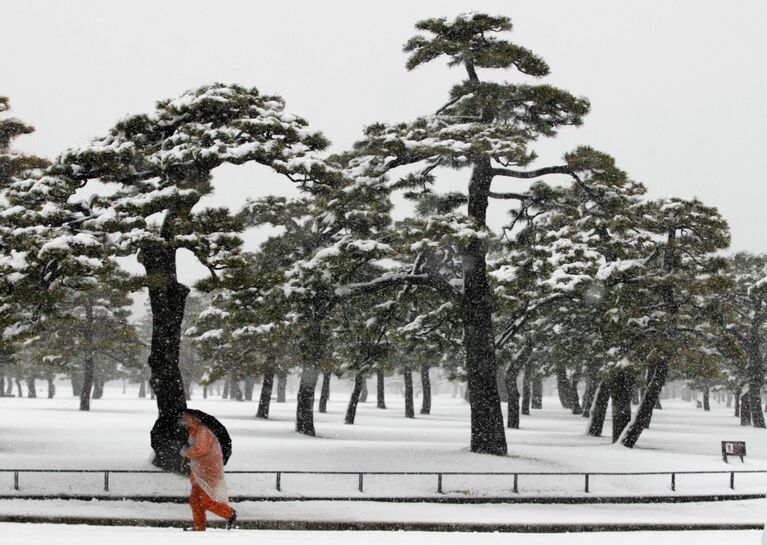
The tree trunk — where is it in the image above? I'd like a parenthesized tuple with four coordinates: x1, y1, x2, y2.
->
(202, 384, 207, 400)
(587, 381, 610, 437)
(222, 377, 230, 399)
(181, 371, 192, 401)
(15, 377, 23, 397)
(345, 373, 365, 424)
(521, 360, 531, 416)
(256, 367, 275, 419)
(746, 305, 766, 427)
(47, 376, 55, 399)
(404, 369, 415, 418)
(420, 364, 431, 415)
(296, 324, 323, 436)
(733, 386, 741, 417)
(505, 361, 523, 429)
(532, 377, 543, 409)
(276, 371, 287, 403)
(80, 338, 95, 410)
(497, 365, 508, 403)
(138, 380, 146, 399)
(25, 376, 36, 398)
(459, 156, 507, 456)
(581, 368, 599, 419)
(555, 364, 572, 409)
(571, 373, 582, 415)
(319, 371, 331, 413)
(740, 391, 752, 426)
(376, 369, 386, 409)
(231, 378, 243, 401)
(139, 244, 190, 472)
(244, 376, 255, 401)
(703, 387, 710, 411)
(92, 377, 105, 400)
(359, 379, 368, 403)
(620, 361, 669, 448)
(611, 371, 634, 443)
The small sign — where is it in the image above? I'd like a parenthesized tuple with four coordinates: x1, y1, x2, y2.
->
(721, 441, 746, 463)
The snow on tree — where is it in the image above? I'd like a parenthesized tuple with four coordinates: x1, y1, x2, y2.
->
(48, 83, 340, 470)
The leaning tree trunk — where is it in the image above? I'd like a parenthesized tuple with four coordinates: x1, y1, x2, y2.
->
(139, 244, 190, 473)
(345, 373, 365, 425)
(376, 369, 386, 409)
(459, 157, 507, 455)
(318, 371, 331, 414)
(532, 377, 543, 409)
(256, 365, 275, 419)
(581, 364, 599, 419)
(404, 369, 415, 419)
(587, 381, 610, 437)
(620, 361, 669, 448)
(611, 371, 634, 443)
(276, 371, 287, 403)
(420, 364, 431, 415)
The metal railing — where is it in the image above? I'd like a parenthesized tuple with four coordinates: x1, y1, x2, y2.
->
(2, 468, 766, 495)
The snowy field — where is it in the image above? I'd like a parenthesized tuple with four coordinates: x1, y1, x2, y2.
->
(1, 383, 766, 498)
(0, 524, 760, 545)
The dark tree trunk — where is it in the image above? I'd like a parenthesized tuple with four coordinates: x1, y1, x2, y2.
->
(139, 244, 190, 473)
(47, 376, 55, 398)
(26, 376, 36, 398)
(581, 367, 599, 419)
(497, 365, 508, 403)
(521, 360, 531, 416)
(505, 357, 526, 429)
(138, 380, 146, 398)
(92, 377, 104, 400)
(740, 392, 752, 426)
(80, 342, 95, 411)
(587, 381, 610, 437)
(733, 386, 741, 417)
(222, 377, 230, 399)
(376, 369, 386, 409)
(231, 378, 243, 401)
(571, 374, 582, 415)
(532, 377, 543, 409)
(276, 371, 287, 403)
(420, 364, 431, 415)
(244, 376, 255, 401)
(319, 371, 331, 413)
(404, 369, 415, 418)
(296, 324, 323, 436)
(611, 371, 634, 443)
(256, 367, 275, 419)
(459, 156, 507, 456)
(345, 373, 365, 425)
(556, 364, 572, 409)
(621, 361, 669, 448)
(703, 387, 710, 411)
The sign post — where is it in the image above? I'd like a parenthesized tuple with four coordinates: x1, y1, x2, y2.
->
(721, 441, 746, 463)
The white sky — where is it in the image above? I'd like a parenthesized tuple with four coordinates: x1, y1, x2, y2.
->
(4, 0, 767, 314)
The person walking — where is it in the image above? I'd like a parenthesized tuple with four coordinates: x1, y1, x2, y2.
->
(180, 410, 237, 531)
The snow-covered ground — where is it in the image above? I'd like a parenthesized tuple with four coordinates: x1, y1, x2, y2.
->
(1, 384, 765, 498)
(0, 524, 759, 545)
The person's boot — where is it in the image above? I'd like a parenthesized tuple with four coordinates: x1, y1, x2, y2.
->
(226, 509, 237, 530)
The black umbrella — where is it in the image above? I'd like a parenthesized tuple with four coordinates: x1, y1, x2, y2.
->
(183, 409, 232, 465)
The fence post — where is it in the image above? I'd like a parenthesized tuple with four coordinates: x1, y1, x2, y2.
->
(671, 473, 675, 492)
(104, 471, 109, 492)
(437, 473, 443, 494)
(584, 474, 589, 493)
(358, 473, 364, 493)
(276, 472, 281, 492)
(513, 474, 518, 494)
(730, 472, 735, 490)
(13, 471, 19, 491)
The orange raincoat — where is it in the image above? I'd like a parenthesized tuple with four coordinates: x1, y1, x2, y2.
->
(181, 414, 234, 530)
